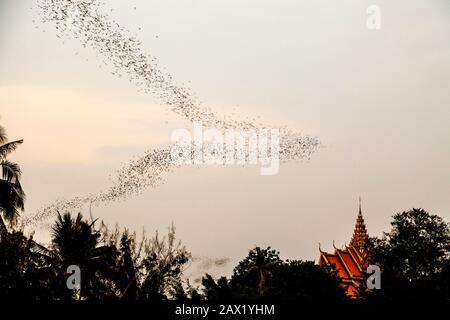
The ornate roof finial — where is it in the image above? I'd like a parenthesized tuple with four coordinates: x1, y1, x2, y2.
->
(359, 196, 362, 215)
(350, 197, 369, 252)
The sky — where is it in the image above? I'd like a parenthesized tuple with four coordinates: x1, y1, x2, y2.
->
(0, 0, 449, 280)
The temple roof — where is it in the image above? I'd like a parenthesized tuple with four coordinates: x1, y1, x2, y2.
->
(318, 198, 371, 297)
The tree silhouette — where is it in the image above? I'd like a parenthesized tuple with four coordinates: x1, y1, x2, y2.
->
(0, 230, 51, 300)
(49, 212, 118, 300)
(202, 246, 346, 302)
(231, 246, 282, 297)
(201, 274, 233, 301)
(369, 208, 450, 301)
(268, 260, 346, 302)
(139, 225, 191, 300)
(101, 223, 192, 300)
(0, 125, 25, 232)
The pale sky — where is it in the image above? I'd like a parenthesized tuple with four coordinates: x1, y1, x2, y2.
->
(1, 0, 449, 280)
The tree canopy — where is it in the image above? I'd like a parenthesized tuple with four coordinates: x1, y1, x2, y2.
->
(201, 246, 347, 302)
(368, 208, 450, 301)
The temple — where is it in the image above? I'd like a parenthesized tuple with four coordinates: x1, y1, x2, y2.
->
(318, 198, 371, 297)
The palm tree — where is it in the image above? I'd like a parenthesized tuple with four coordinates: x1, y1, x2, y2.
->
(232, 246, 282, 296)
(251, 247, 280, 294)
(50, 212, 117, 300)
(0, 125, 25, 232)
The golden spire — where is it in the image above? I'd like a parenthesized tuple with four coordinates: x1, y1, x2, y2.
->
(349, 197, 369, 252)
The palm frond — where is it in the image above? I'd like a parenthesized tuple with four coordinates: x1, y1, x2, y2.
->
(1, 159, 22, 183)
(0, 125, 6, 144)
(0, 179, 25, 223)
(0, 139, 23, 159)
(30, 238, 53, 256)
(0, 126, 25, 228)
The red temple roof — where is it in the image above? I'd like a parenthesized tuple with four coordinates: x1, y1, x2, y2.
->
(322, 253, 349, 279)
(317, 198, 371, 297)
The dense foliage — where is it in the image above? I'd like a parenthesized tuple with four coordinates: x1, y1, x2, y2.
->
(367, 208, 450, 301)
(201, 247, 347, 302)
